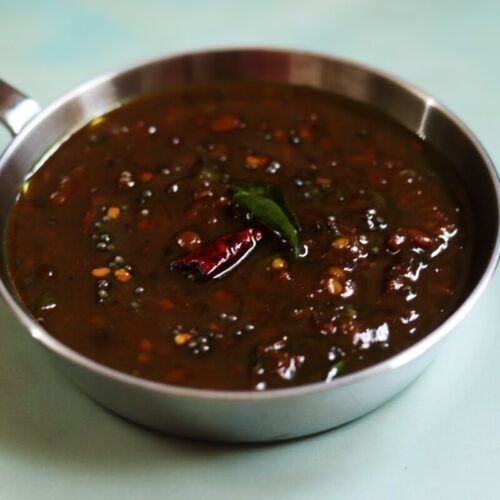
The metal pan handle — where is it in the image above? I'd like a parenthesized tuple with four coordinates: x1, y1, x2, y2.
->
(0, 80, 41, 136)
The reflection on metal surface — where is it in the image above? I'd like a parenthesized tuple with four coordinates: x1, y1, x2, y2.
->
(0, 80, 41, 136)
(417, 97, 436, 140)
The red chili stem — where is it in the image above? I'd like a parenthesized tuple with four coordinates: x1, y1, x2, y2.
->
(171, 228, 264, 280)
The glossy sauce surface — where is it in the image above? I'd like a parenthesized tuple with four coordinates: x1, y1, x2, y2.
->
(6, 83, 472, 390)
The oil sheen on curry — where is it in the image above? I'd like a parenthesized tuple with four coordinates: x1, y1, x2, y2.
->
(6, 83, 471, 391)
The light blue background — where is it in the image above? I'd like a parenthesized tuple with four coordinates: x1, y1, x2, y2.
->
(0, 1, 499, 498)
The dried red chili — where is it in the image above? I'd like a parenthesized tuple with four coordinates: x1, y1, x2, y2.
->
(171, 228, 264, 280)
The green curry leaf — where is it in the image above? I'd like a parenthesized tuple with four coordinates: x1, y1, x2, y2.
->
(331, 359, 345, 373)
(229, 182, 302, 256)
(35, 291, 57, 312)
(269, 186, 301, 232)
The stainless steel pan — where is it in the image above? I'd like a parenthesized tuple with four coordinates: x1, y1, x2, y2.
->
(0, 48, 498, 442)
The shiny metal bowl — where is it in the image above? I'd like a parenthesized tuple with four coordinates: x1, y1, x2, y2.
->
(0, 48, 498, 442)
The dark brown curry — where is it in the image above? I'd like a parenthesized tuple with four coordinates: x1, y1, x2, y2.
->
(6, 83, 472, 390)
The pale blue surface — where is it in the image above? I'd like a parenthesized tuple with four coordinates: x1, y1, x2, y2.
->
(0, 1, 499, 498)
